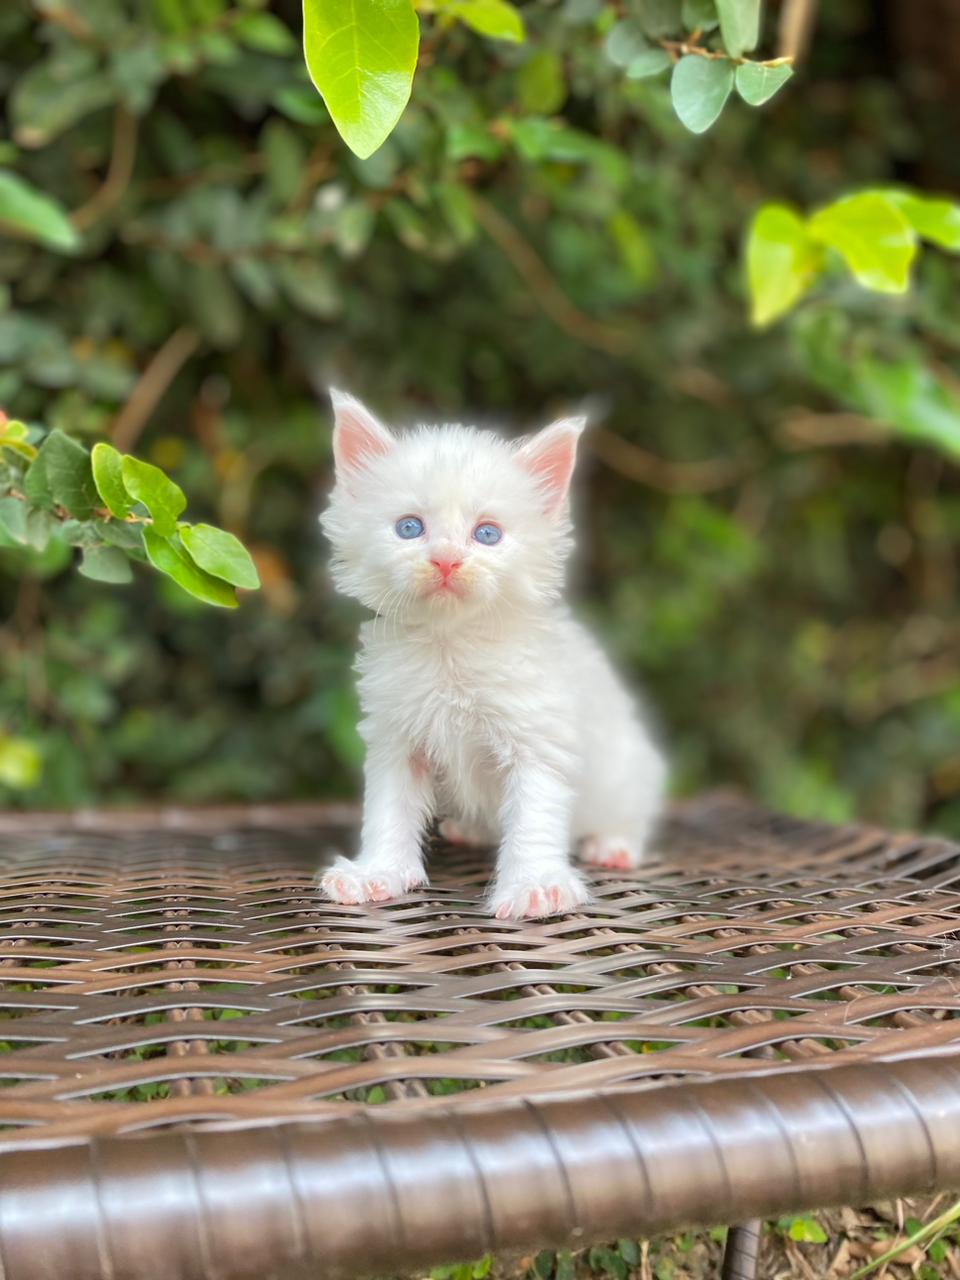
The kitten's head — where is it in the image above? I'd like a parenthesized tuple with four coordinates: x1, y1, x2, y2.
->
(320, 390, 585, 625)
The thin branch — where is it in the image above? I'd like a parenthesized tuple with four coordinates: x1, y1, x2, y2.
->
(777, 0, 819, 65)
(777, 411, 887, 450)
(659, 36, 792, 67)
(71, 107, 139, 233)
(470, 193, 636, 357)
(111, 327, 201, 453)
(588, 426, 745, 494)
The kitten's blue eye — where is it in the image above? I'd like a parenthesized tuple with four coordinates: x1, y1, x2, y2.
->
(473, 522, 502, 545)
(395, 516, 424, 540)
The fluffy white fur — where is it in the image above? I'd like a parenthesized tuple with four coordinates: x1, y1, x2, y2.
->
(319, 390, 667, 919)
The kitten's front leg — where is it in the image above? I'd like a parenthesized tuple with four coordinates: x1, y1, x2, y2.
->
(320, 743, 432, 905)
(487, 758, 589, 920)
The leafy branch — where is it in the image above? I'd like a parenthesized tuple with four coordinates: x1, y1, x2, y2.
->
(0, 419, 260, 607)
(301, 0, 797, 158)
(745, 187, 960, 460)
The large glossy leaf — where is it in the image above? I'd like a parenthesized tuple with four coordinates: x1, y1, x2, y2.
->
(746, 204, 824, 326)
(670, 57, 734, 134)
(142, 527, 238, 607)
(121, 456, 186, 537)
(716, 0, 760, 57)
(180, 523, 261, 589)
(24, 429, 98, 517)
(302, 0, 420, 159)
(0, 171, 78, 252)
(808, 192, 916, 293)
(91, 443, 132, 519)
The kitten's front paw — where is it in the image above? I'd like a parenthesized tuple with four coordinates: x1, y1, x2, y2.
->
(487, 867, 589, 920)
(319, 857, 427, 905)
(579, 834, 642, 870)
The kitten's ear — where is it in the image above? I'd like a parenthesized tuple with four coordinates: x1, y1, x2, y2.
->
(330, 388, 394, 479)
(516, 416, 587, 515)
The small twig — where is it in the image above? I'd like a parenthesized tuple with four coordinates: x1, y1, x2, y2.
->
(777, 410, 887, 450)
(111, 327, 201, 453)
(589, 426, 745, 494)
(71, 106, 139, 233)
(470, 193, 636, 357)
(35, 2, 96, 43)
(777, 0, 819, 65)
(659, 37, 793, 67)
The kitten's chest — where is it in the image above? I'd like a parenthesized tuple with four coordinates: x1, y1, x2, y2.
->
(358, 628, 531, 746)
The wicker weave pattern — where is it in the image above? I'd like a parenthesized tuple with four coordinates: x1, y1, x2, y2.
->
(1, 797, 958, 1144)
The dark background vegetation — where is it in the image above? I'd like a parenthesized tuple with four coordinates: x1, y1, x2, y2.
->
(0, 0, 958, 834)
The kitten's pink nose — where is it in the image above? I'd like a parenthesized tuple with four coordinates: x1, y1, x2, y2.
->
(430, 557, 462, 580)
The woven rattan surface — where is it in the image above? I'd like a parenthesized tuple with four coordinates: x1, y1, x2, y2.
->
(2, 797, 960, 1280)
(1, 794, 958, 1142)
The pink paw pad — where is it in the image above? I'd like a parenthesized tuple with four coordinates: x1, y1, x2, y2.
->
(581, 836, 640, 870)
(324, 875, 360, 904)
(365, 880, 391, 902)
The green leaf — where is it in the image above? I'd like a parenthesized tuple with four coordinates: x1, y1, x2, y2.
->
(786, 1216, 828, 1244)
(443, 0, 525, 42)
(517, 50, 565, 113)
(91, 442, 132, 519)
(142, 527, 238, 607)
(0, 420, 37, 461)
(24, 508, 56, 552)
(670, 56, 734, 134)
(626, 48, 672, 78)
(735, 61, 793, 106)
(637, 0, 683, 39)
(0, 735, 41, 789)
(0, 496, 27, 543)
(883, 190, 960, 251)
(179, 523, 260, 589)
(233, 11, 297, 54)
(78, 545, 134, 584)
(852, 353, 960, 460)
(746, 204, 824, 326)
(808, 192, 916, 293)
(605, 21, 650, 68)
(121, 456, 186, 537)
(532, 1252, 555, 1280)
(0, 170, 79, 252)
(302, 0, 420, 160)
(682, 0, 719, 31)
(25, 429, 98, 517)
(716, 0, 760, 57)
(96, 518, 145, 553)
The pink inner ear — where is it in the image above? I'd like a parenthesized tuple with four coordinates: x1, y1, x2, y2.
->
(332, 392, 393, 476)
(518, 420, 583, 513)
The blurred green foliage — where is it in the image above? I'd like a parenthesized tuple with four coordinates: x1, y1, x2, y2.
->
(0, 0, 957, 837)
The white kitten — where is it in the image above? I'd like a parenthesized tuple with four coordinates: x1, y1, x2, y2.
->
(318, 390, 667, 919)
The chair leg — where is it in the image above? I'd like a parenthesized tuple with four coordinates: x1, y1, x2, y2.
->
(720, 1220, 763, 1280)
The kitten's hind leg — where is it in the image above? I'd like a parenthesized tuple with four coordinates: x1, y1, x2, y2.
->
(579, 834, 642, 870)
(438, 816, 496, 847)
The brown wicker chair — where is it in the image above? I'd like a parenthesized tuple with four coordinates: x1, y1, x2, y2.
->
(0, 795, 958, 1279)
